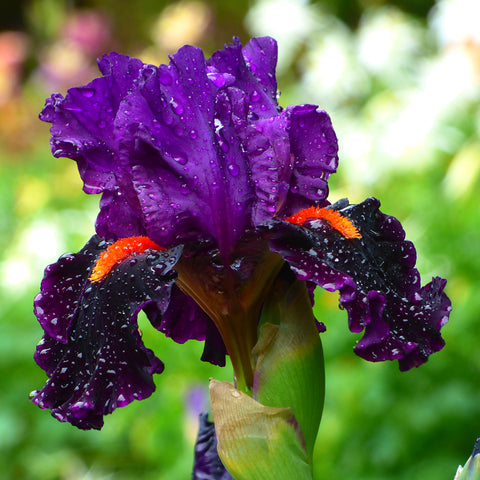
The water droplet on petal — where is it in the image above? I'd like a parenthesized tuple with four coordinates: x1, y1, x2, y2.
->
(81, 88, 95, 98)
(251, 90, 261, 102)
(207, 72, 226, 87)
(29, 390, 39, 399)
(171, 99, 184, 115)
(228, 163, 240, 176)
(267, 204, 276, 213)
(174, 125, 184, 137)
(189, 129, 197, 139)
(174, 154, 188, 165)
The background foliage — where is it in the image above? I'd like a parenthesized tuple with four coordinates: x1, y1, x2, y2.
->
(0, 0, 479, 479)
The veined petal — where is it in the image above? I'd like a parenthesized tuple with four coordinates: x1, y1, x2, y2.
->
(116, 44, 254, 254)
(40, 53, 148, 241)
(267, 197, 451, 370)
(31, 236, 181, 429)
(40, 38, 341, 254)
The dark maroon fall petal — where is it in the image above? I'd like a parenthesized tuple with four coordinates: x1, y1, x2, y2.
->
(267, 197, 451, 370)
(31, 236, 181, 429)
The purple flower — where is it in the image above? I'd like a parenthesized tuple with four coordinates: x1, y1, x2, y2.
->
(192, 413, 234, 480)
(32, 37, 451, 429)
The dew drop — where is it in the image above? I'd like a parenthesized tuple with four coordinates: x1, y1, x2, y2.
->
(251, 90, 261, 102)
(174, 125, 185, 137)
(207, 72, 226, 87)
(171, 100, 184, 115)
(174, 154, 188, 165)
(81, 88, 95, 98)
(267, 204, 276, 213)
(29, 390, 39, 399)
(228, 163, 240, 176)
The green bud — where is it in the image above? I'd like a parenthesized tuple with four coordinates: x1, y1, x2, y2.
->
(210, 379, 313, 480)
(252, 275, 325, 462)
(454, 439, 480, 480)
(209, 272, 325, 479)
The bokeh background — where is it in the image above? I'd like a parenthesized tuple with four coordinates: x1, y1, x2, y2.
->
(0, 0, 479, 479)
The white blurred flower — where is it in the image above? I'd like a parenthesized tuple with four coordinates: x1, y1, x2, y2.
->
(300, 26, 370, 109)
(357, 7, 425, 81)
(1, 222, 62, 290)
(431, 0, 480, 47)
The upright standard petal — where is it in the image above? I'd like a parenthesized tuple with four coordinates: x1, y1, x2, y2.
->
(118, 45, 254, 254)
(31, 236, 182, 429)
(40, 38, 340, 255)
(267, 198, 451, 370)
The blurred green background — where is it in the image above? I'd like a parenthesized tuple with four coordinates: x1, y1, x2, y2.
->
(0, 0, 479, 479)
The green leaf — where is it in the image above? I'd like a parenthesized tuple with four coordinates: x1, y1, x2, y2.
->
(210, 379, 313, 480)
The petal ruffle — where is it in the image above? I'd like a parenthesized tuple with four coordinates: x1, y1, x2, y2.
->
(267, 197, 451, 370)
(207, 37, 279, 119)
(40, 53, 148, 240)
(39, 53, 143, 194)
(31, 236, 181, 429)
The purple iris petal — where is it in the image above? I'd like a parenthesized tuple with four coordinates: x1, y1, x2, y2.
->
(114, 44, 254, 255)
(33, 235, 105, 342)
(207, 37, 278, 119)
(40, 37, 339, 256)
(31, 236, 181, 429)
(39, 53, 143, 194)
(267, 197, 451, 370)
(144, 285, 227, 366)
(40, 53, 147, 241)
(192, 412, 234, 480)
(283, 105, 339, 216)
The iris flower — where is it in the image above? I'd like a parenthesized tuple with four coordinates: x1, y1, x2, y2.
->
(31, 37, 451, 430)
